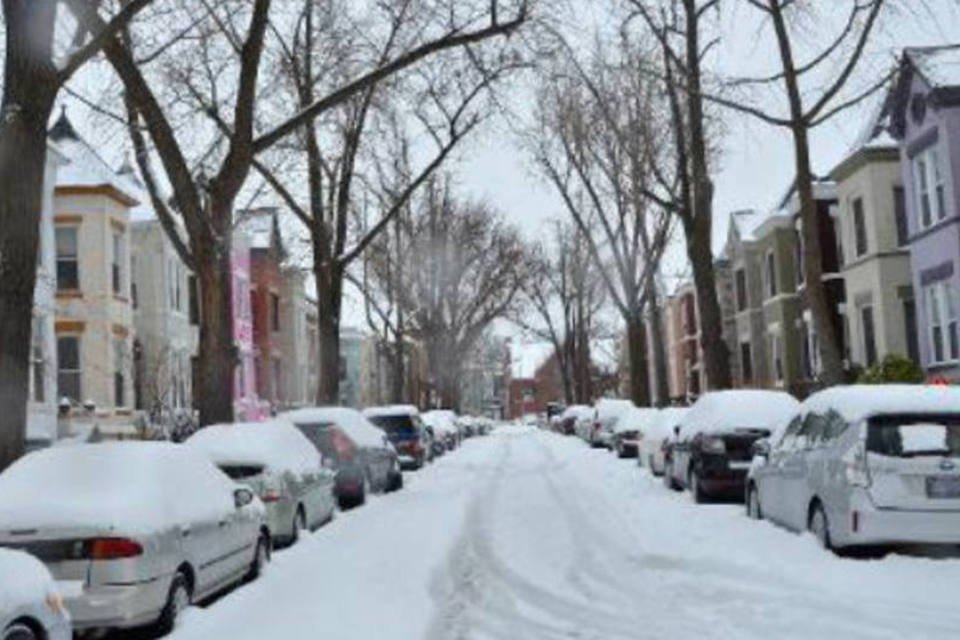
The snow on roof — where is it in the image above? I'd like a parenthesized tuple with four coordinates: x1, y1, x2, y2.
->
(730, 209, 769, 242)
(648, 407, 690, 440)
(907, 45, 960, 90)
(0, 442, 245, 535)
(186, 420, 322, 475)
(679, 390, 799, 438)
(0, 548, 56, 613)
(509, 341, 555, 379)
(801, 385, 960, 424)
(280, 407, 387, 449)
(613, 406, 658, 433)
(560, 404, 593, 421)
(422, 410, 459, 435)
(595, 398, 636, 422)
(362, 404, 421, 418)
(50, 109, 138, 205)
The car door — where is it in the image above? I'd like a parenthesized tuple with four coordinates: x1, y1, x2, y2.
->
(780, 412, 825, 531)
(760, 415, 801, 525)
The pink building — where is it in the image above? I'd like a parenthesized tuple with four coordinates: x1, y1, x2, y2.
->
(232, 230, 269, 420)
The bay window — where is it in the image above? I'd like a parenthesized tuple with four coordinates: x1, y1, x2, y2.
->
(924, 281, 959, 364)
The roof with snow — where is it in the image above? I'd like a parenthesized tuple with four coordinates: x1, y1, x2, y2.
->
(801, 385, 960, 424)
(906, 45, 960, 90)
(729, 209, 767, 243)
(509, 341, 555, 379)
(50, 107, 139, 206)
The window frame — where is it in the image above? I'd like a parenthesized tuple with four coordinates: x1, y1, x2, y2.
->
(924, 281, 959, 365)
(765, 250, 777, 299)
(852, 197, 868, 257)
(860, 304, 878, 367)
(57, 335, 82, 402)
(55, 226, 80, 292)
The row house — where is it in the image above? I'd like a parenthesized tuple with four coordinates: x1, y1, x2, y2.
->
(278, 268, 318, 409)
(231, 228, 269, 421)
(889, 46, 960, 382)
(359, 334, 428, 408)
(49, 111, 136, 417)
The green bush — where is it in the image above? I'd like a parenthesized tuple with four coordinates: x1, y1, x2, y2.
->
(857, 354, 925, 384)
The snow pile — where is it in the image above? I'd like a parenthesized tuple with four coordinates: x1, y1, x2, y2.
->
(0, 548, 56, 614)
(679, 390, 799, 438)
(613, 407, 659, 434)
(186, 420, 322, 475)
(802, 385, 960, 424)
(0, 443, 241, 535)
(422, 410, 459, 436)
(363, 405, 420, 419)
(280, 407, 387, 449)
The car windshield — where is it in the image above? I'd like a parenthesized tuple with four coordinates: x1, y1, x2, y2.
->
(368, 414, 418, 439)
(293, 422, 337, 459)
(867, 414, 960, 458)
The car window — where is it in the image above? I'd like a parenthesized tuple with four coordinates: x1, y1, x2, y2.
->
(777, 416, 802, 451)
(822, 409, 848, 443)
(797, 412, 827, 449)
(867, 414, 960, 457)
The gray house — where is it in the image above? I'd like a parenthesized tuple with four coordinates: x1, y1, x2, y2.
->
(723, 209, 770, 387)
(890, 46, 960, 381)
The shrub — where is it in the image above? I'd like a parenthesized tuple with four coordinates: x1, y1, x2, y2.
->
(857, 354, 925, 384)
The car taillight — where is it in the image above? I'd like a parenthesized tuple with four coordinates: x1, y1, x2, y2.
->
(87, 537, 143, 560)
(843, 443, 870, 488)
(260, 489, 283, 503)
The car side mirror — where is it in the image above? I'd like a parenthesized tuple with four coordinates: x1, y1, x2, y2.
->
(752, 439, 771, 459)
(234, 488, 254, 509)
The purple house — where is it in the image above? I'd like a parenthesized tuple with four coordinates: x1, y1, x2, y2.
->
(890, 46, 960, 381)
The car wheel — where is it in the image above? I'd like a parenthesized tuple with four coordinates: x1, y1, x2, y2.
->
(746, 484, 763, 520)
(3, 623, 39, 640)
(246, 534, 270, 581)
(809, 502, 833, 551)
(690, 469, 707, 504)
(156, 571, 191, 635)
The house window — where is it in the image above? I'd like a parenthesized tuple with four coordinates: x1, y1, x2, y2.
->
(740, 342, 753, 384)
(904, 298, 920, 365)
(270, 293, 280, 332)
(924, 281, 959, 364)
(913, 146, 947, 230)
(893, 187, 908, 247)
(273, 358, 282, 401)
(735, 268, 747, 311)
(114, 338, 126, 407)
(57, 336, 81, 402)
(130, 256, 138, 309)
(188, 275, 199, 325)
(852, 197, 867, 257)
(55, 227, 79, 291)
(770, 334, 784, 383)
(765, 252, 777, 299)
(31, 321, 44, 403)
(795, 228, 805, 285)
(861, 305, 877, 367)
(111, 231, 123, 295)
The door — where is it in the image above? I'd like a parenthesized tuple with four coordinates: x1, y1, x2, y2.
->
(780, 413, 825, 531)
(758, 416, 801, 524)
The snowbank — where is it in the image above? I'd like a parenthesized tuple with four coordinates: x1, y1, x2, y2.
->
(0, 548, 56, 614)
(186, 420, 322, 475)
(680, 390, 798, 438)
(802, 385, 960, 424)
(280, 407, 388, 449)
(0, 443, 241, 535)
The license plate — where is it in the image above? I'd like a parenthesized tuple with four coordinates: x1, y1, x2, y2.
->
(926, 476, 960, 499)
(728, 461, 752, 470)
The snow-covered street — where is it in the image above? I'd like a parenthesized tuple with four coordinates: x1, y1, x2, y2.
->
(170, 426, 960, 640)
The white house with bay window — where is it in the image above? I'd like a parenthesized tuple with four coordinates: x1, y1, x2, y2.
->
(49, 109, 136, 415)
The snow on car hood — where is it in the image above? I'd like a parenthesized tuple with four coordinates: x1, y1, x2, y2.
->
(0, 442, 240, 536)
(0, 548, 57, 614)
(280, 407, 388, 449)
(679, 390, 799, 438)
(187, 420, 323, 474)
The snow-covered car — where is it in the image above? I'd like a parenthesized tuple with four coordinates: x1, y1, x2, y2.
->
(0, 443, 269, 636)
(556, 405, 591, 436)
(282, 407, 403, 507)
(588, 399, 636, 448)
(0, 548, 71, 640)
(364, 405, 433, 469)
(185, 419, 337, 545)
(665, 390, 799, 502)
(639, 407, 689, 475)
(610, 407, 658, 458)
(747, 385, 960, 552)
(422, 410, 461, 452)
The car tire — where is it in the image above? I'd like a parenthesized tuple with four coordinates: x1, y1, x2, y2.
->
(246, 534, 270, 582)
(746, 483, 762, 520)
(690, 469, 707, 504)
(809, 502, 833, 551)
(3, 623, 39, 640)
(156, 571, 191, 635)
(663, 467, 681, 491)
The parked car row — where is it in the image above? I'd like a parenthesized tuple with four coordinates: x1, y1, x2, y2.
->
(0, 405, 491, 638)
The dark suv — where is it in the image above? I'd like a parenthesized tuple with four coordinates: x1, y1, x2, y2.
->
(364, 406, 432, 470)
(663, 391, 799, 503)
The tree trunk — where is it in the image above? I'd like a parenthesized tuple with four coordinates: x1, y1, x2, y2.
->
(625, 312, 651, 407)
(195, 242, 236, 426)
(647, 282, 670, 407)
(793, 126, 844, 386)
(0, 1, 58, 470)
(314, 262, 343, 405)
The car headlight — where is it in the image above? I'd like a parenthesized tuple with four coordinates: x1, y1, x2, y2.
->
(701, 437, 726, 454)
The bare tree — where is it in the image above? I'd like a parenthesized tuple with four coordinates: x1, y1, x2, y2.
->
(0, 0, 154, 470)
(534, 35, 673, 407)
(517, 222, 605, 405)
(704, 0, 888, 386)
(70, 0, 528, 423)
